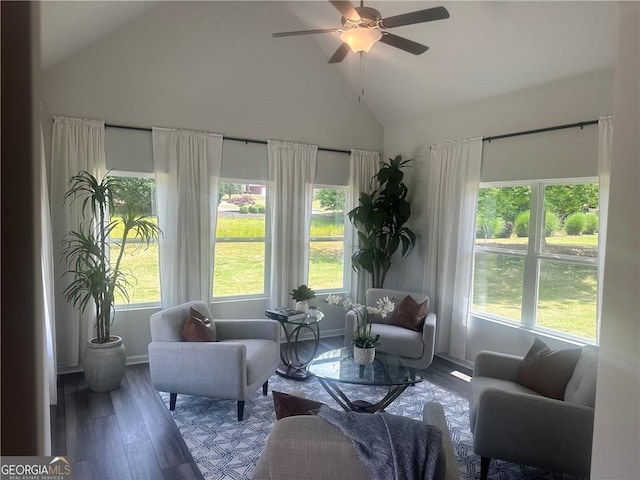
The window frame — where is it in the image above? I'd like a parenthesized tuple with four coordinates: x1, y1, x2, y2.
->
(470, 177, 599, 343)
(212, 178, 270, 301)
(308, 184, 348, 294)
(109, 170, 162, 310)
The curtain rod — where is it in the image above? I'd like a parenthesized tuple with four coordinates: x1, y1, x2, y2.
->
(104, 123, 351, 155)
(483, 119, 598, 143)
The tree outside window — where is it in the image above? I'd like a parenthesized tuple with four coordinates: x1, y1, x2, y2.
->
(472, 180, 599, 341)
(110, 174, 161, 306)
(308, 187, 346, 291)
(213, 181, 267, 297)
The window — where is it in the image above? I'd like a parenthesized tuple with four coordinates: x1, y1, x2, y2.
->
(110, 173, 161, 306)
(471, 180, 599, 341)
(213, 181, 268, 298)
(308, 186, 346, 291)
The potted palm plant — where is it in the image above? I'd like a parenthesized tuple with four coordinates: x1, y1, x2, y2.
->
(348, 155, 416, 288)
(290, 284, 316, 312)
(62, 171, 161, 392)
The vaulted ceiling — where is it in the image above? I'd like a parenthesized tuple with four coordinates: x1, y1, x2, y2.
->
(40, 1, 618, 127)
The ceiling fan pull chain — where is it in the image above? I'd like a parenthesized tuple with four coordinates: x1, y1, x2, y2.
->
(359, 52, 365, 103)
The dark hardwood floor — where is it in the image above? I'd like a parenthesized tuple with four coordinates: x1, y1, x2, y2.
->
(52, 362, 203, 480)
(51, 336, 472, 480)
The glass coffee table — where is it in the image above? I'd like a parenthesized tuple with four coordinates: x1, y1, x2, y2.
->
(307, 347, 422, 413)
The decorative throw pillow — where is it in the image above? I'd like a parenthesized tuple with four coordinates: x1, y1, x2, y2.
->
(272, 391, 325, 420)
(181, 307, 217, 342)
(389, 295, 429, 331)
(516, 337, 581, 400)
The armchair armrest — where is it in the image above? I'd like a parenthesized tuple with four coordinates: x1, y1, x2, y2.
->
(215, 319, 280, 342)
(265, 416, 370, 479)
(473, 388, 594, 476)
(148, 341, 247, 398)
(421, 312, 437, 364)
(473, 350, 522, 381)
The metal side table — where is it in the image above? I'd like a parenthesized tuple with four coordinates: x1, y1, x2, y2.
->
(276, 308, 324, 381)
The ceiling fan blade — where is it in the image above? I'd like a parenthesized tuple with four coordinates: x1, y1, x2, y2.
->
(329, 1, 361, 21)
(380, 6, 449, 29)
(328, 42, 351, 63)
(272, 28, 340, 38)
(379, 33, 429, 55)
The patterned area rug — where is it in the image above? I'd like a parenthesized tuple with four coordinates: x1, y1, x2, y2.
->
(160, 375, 584, 480)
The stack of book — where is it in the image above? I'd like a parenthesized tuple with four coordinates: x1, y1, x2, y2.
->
(265, 307, 306, 322)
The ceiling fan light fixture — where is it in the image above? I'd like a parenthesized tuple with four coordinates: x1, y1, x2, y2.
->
(340, 27, 382, 53)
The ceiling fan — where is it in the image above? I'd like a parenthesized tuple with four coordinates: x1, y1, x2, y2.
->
(272, 1, 450, 63)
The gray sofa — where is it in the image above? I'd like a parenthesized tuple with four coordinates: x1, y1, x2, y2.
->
(253, 401, 459, 480)
(345, 288, 437, 369)
(148, 300, 281, 420)
(470, 346, 598, 478)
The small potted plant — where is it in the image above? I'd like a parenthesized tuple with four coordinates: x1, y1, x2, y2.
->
(323, 294, 395, 365)
(290, 284, 316, 312)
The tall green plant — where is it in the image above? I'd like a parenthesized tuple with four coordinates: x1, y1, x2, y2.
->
(62, 171, 161, 343)
(348, 155, 416, 288)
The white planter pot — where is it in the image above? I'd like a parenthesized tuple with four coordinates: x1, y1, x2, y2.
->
(83, 335, 126, 392)
(295, 300, 309, 313)
(353, 345, 376, 365)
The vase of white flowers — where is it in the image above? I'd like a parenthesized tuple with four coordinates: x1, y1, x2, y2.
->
(324, 294, 395, 365)
(353, 344, 377, 365)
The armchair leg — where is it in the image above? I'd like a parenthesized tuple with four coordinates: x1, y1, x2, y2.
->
(480, 457, 490, 480)
(237, 401, 245, 421)
(169, 393, 177, 411)
(262, 380, 268, 395)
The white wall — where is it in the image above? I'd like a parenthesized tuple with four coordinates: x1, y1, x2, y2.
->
(42, 2, 382, 153)
(382, 67, 615, 362)
(384, 67, 613, 161)
(42, 1, 382, 365)
(591, 2, 640, 478)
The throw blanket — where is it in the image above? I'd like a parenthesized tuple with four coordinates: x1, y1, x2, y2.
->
(317, 405, 442, 480)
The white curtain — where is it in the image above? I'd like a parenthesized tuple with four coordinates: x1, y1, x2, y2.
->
(268, 140, 318, 308)
(347, 149, 380, 302)
(51, 116, 105, 367)
(425, 137, 483, 359)
(152, 128, 223, 307)
(597, 115, 613, 342)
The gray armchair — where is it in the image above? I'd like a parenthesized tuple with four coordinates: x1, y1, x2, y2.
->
(469, 346, 598, 479)
(344, 288, 436, 370)
(148, 300, 280, 420)
(253, 401, 460, 480)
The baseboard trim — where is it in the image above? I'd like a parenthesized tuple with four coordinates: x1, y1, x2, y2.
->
(126, 354, 149, 365)
(58, 332, 346, 375)
(58, 354, 151, 375)
(57, 365, 83, 375)
(435, 353, 474, 373)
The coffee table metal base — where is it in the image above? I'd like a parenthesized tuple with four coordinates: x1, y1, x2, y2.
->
(316, 377, 411, 413)
(276, 364, 311, 381)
